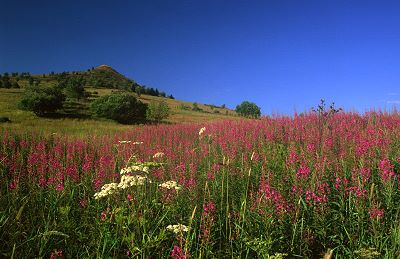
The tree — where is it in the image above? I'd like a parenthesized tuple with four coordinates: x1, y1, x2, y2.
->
(192, 102, 202, 112)
(28, 77, 34, 86)
(64, 77, 85, 100)
(135, 86, 143, 97)
(11, 81, 20, 88)
(131, 83, 136, 92)
(146, 100, 170, 122)
(2, 77, 11, 89)
(19, 86, 65, 116)
(90, 93, 147, 124)
(235, 101, 261, 118)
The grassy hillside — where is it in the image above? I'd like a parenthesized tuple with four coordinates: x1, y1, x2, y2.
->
(0, 65, 238, 135)
(7, 65, 135, 90)
(0, 87, 237, 136)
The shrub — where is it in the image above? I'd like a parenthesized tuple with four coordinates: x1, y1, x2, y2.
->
(146, 100, 170, 122)
(0, 117, 11, 123)
(11, 81, 20, 88)
(64, 78, 85, 100)
(192, 102, 203, 112)
(235, 101, 261, 118)
(179, 104, 190, 110)
(19, 86, 65, 116)
(90, 93, 147, 124)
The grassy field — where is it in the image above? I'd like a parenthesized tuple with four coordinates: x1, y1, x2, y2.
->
(1, 112, 400, 258)
(0, 87, 237, 136)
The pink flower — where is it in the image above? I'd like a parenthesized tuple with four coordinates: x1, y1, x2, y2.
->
(369, 208, 384, 220)
(335, 177, 341, 189)
(50, 249, 63, 259)
(9, 181, 18, 190)
(79, 199, 87, 208)
(100, 211, 107, 221)
(307, 143, 315, 153)
(55, 182, 64, 191)
(171, 245, 187, 259)
(127, 194, 133, 202)
(379, 158, 395, 183)
(296, 162, 311, 179)
(203, 201, 216, 216)
(100, 207, 111, 221)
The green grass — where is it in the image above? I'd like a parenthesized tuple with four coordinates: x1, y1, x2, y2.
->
(1, 111, 400, 258)
(0, 87, 237, 136)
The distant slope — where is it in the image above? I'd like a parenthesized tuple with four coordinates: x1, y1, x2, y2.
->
(86, 88, 237, 122)
(1, 65, 135, 90)
(0, 65, 238, 134)
(0, 88, 238, 135)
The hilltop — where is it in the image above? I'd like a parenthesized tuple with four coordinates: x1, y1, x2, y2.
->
(0, 65, 238, 135)
(2, 64, 165, 95)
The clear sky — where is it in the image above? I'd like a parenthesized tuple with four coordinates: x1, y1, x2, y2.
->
(1, 0, 400, 114)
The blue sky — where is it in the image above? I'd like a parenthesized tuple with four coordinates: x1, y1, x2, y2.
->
(1, 0, 400, 114)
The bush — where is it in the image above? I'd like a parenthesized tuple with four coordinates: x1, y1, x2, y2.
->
(11, 81, 20, 88)
(19, 86, 65, 116)
(90, 93, 147, 124)
(0, 117, 11, 123)
(64, 78, 85, 100)
(192, 102, 203, 112)
(146, 100, 170, 122)
(235, 101, 261, 118)
(179, 104, 190, 110)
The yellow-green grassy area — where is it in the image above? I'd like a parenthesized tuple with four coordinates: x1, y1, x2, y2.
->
(0, 88, 237, 136)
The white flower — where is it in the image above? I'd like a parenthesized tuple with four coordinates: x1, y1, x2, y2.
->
(120, 165, 150, 175)
(118, 140, 131, 144)
(118, 175, 149, 189)
(117, 141, 143, 145)
(199, 127, 206, 136)
(159, 180, 182, 190)
(94, 183, 119, 199)
(153, 152, 165, 159)
(166, 223, 189, 234)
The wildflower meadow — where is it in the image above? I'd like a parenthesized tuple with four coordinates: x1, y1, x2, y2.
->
(1, 110, 400, 258)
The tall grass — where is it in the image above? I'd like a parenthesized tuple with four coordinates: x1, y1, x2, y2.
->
(1, 111, 400, 257)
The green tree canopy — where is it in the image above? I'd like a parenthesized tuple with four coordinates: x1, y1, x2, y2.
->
(19, 86, 65, 116)
(63, 77, 85, 100)
(146, 100, 170, 122)
(90, 93, 147, 124)
(235, 101, 261, 118)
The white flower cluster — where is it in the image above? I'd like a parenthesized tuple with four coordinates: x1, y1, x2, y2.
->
(118, 174, 150, 189)
(120, 165, 149, 175)
(118, 140, 131, 144)
(166, 223, 189, 234)
(199, 127, 206, 136)
(117, 140, 143, 145)
(153, 152, 165, 158)
(94, 170, 151, 199)
(94, 183, 119, 199)
(159, 180, 182, 190)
